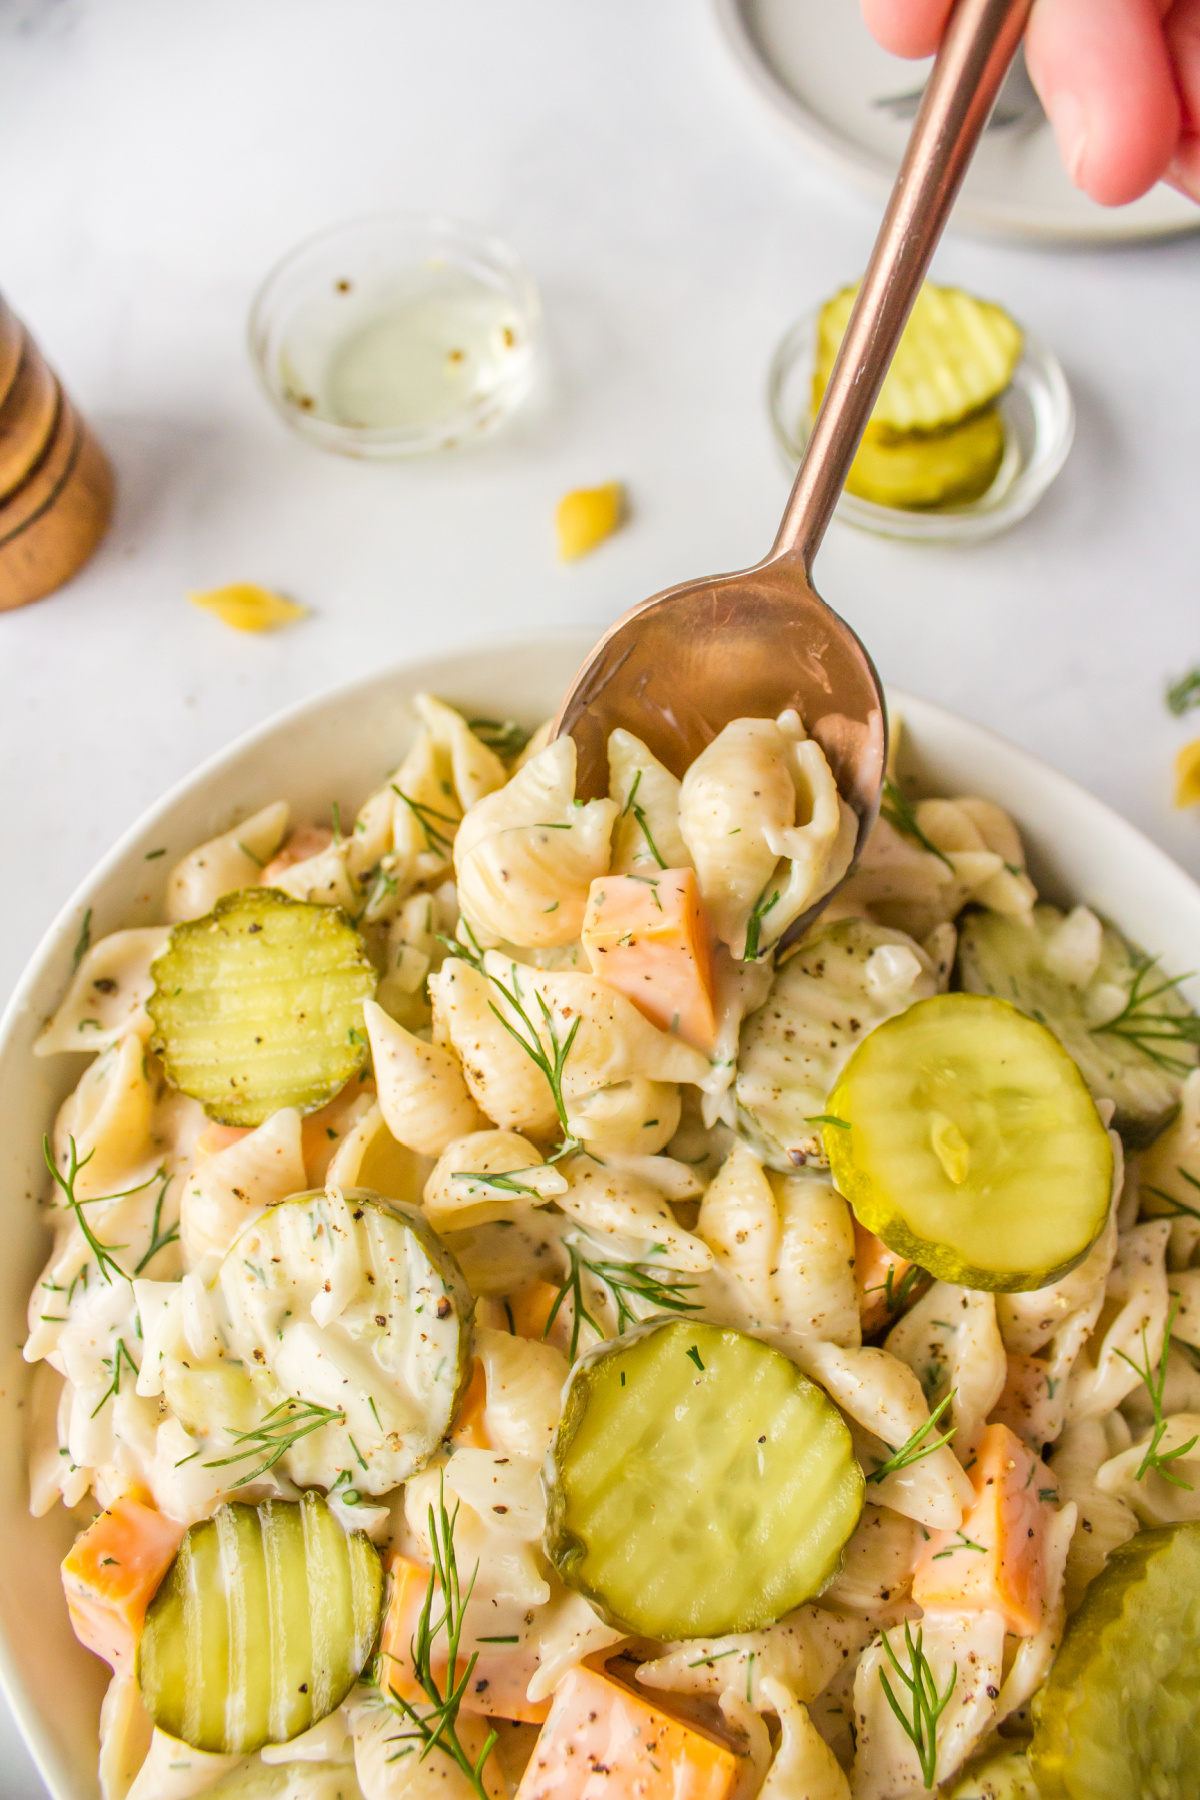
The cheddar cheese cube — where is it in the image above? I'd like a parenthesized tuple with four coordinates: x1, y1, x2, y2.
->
(516, 1660, 740, 1800)
(912, 1421, 1051, 1636)
(61, 1496, 186, 1674)
(581, 870, 717, 1052)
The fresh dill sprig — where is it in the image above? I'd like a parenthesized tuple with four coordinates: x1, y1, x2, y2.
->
(1115, 1294, 1198, 1489)
(90, 1338, 138, 1418)
(43, 1135, 133, 1286)
(203, 1397, 345, 1486)
(449, 1168, 546, 1199)
(378, 1478, 497, 1800)
(72, 909, 93, 971)
(469, 718, 531, 760)
(622, 770, 667, 870)
(1090, 954, 1200, 1075)
(1143, 1167, 1200, 1223)
(1166, 668, 1200, 718)
(392, 786, 459, 858)
(134, 1171, 180, 1275)
(878, 1620, 956, 1789)
(743, 882, 783, 963)
(437, 917, 486, 971)
(545, 1237, 701, 1359)
(865, 1262, 927, 1317)
(880, 776, 954, 873)
(865, 1388, 957, 1485)
(486, 962, 582, 1158)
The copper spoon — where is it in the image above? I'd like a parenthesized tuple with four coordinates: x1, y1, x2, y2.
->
(554, 0, 1031, 923)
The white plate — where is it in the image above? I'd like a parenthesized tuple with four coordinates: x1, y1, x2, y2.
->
(3, 630, 1200, 1799)
(716, 0, 1200, 243)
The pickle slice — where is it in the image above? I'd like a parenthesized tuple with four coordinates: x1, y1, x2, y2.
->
(218, 1187, 472, 1494)
(736, 919, 936, 1171)
(947, 1747, 1038, 1798)
(814, 281, 1023, 439)
(149, 888, 377, 1126)
(845, 404, 1005, 511)
(957, 907, 1198, 1146)
(137, 1490, 382, 1754)
(544, 1318, 863, 1639)
(826, 993, 1112, 1292)
(1029, 1521, 1200, 1800)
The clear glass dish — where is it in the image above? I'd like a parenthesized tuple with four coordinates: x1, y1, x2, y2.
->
(248, 213, 542, 459)
(767, 303, 1074, 544)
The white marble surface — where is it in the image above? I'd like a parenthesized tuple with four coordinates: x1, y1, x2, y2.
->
(0, 0, 1197, 1791)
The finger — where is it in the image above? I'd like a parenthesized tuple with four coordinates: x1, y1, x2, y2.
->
(1027, 0, 1181, 204)
(860, 0, 955, 59)
(1164, 0, 1200, 201)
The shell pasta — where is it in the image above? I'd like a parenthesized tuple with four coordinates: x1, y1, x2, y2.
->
(24, 693, 1200, 1800)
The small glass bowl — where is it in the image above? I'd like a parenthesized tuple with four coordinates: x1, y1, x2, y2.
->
(248, 213, 542, 459)
(767, 304, 1074, 544)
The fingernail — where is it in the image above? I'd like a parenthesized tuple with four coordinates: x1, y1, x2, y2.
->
(1047, 89, 1088, 188)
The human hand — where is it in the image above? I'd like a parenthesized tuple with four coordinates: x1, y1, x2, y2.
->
(861, 0, 1199, 206)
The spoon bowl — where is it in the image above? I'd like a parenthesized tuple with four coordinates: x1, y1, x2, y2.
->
(554, 0, 1030, 919)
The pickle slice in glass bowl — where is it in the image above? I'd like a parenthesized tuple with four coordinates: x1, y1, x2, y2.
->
(544, 1318, 863, 1639)
(1029, 1520, 1200, 1799)
(825, 992, 1112, 1292)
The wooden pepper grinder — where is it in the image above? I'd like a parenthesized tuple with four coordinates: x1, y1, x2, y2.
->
(0, 292, 115, 611)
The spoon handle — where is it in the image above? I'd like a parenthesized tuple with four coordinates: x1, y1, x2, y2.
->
(771, 0, 1032, 572)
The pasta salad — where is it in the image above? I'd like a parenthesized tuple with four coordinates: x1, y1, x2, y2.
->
(24, 693, 1200, 1800)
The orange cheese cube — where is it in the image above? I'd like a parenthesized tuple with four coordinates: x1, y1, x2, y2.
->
(61, 1497, 186, 1674)
(581, 870, 717, 1052)
(912, 1422, 1051, 1637)
(193, 1123, 251, 1162)
(853, 1221, 923, 1337)
(517, 1660, 740, 1800)
(509, 1279, 561, 1343)
(450, 1358, 492, 1449)
(379, 1553, 549, 1724)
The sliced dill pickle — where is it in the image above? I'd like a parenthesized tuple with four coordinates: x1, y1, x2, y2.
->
(544, 1318, 863, 1638)
(1029, 1521, 1200, 1800)
(137, 1489, 382, 1754)
(814, 281, 1023, 438)
(845, 404, 1005, 510)
(736, 918, 937, 1171)
(218, 1187, 473, 1494)
(957, 906, 1198, 1146)
(826, 993, 1112, 1292)
(148, 888, 377, 1126)
(946, 1747, 1038, 1798)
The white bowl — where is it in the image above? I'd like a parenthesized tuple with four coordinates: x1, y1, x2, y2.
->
(3, 632, 1200, 1799)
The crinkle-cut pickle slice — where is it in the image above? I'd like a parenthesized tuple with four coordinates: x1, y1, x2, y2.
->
(137, 1490, 382, 1755)
(946, 1746, 1038, 1798)
(845, 404, 1005, 511)
(1029, 1521, 1200, 1800)
(148, 887, 377, 1127)
(544, 1318, 863, 1639)
(814, 281, 1023, 439)
(957, 906, 1199, 1147)
(218, 1188, 473, 1495)
(825, 992, 1112, 1292)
